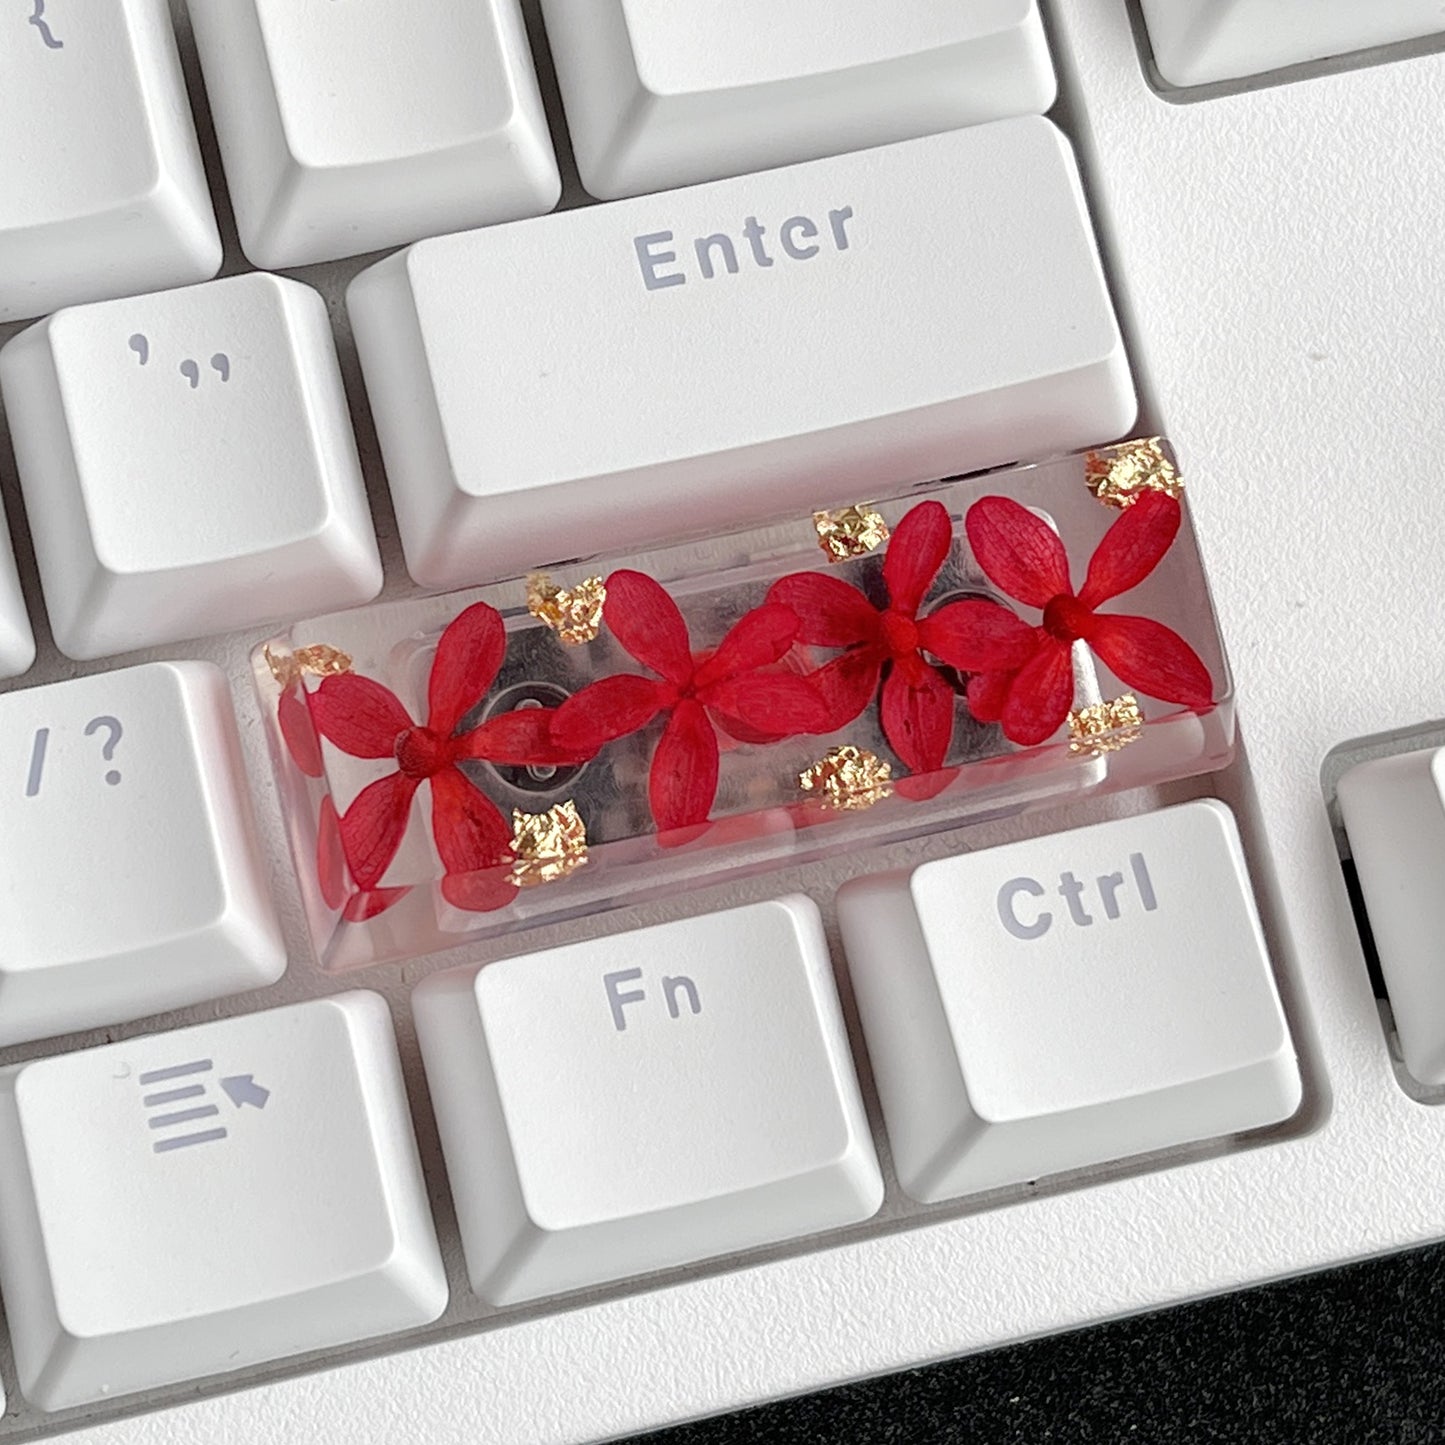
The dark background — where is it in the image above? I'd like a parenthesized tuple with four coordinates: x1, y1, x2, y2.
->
(636, 1243, 1445, 1443)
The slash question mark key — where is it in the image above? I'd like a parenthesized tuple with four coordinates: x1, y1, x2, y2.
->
(84, 715, 124, 785)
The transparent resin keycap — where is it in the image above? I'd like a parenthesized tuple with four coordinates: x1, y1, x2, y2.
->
(256, 440, 1235, 972)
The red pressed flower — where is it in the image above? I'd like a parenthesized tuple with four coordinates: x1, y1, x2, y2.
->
(960, 490, 1213, 746)
(767, 501, 1037, 775)
(550, 570, 828, 832)
(309, 602, 579, 903)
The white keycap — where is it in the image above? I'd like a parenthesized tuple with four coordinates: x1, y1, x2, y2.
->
(0, 661, 285, 1048)
(837, 800, 1301, 1202)
(0, 0, 221, 323)
(350, 117, 1135, 588)
(1139, 0, 1445, 88)
(541, 0, 1056, 200)
(188, 0, 560, 269)
(0, 993, 446, 1410)
(0, 499, 35, 679)
(1337, 748, 1445, 1084)
(0, 273, 382, 660)
(414, 896, 882, 1305)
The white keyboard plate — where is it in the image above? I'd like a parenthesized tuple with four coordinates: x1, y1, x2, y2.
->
(0, 0, 1439, 1440)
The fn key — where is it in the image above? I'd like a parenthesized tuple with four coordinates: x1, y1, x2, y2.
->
(415, 896, 883, 1304)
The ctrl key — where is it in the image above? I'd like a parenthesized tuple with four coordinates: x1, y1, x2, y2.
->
(0, 994, 447, 1411)
(414, 896, 883, 1305)
(838, 800, 1302, 1202)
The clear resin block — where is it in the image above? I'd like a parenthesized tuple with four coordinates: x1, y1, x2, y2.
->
(256, 439, 1235, 972)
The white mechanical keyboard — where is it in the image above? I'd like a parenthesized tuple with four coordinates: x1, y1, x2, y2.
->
(1, 1, 1444, 1440)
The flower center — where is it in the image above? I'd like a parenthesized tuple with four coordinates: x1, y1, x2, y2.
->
(395, 725, 450, 778)
(1042, 594, 1093, 643)
(879, 609, 919, 656)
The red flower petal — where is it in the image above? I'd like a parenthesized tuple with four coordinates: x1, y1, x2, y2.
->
(320, 794, 409, 920)
(1000, 639, 1075, 746)
(317, 795, 347, 909)
(428, 601, 506, 736)
(550, 674, 671, 752)
(880, 661, 956, 774)
(342, 886, 411, 922)
(279, 684, 323, 777)
(965, 669, 1015, 724)
(765, 572, 881, 648)
(430, 766, 511, 874)
(310, 674, 413, 757)
(916, 600, 1041, 673)
(703, 670, 830, 737)
(884, 500, 953, 617)
(965, 495, 1072, 608)
(895, 767, 958, 802)
(338, 770, 419, 889)
(1077, 491, 1182, 610)
(604, 570, 695, 685)
(649, 697, 719, 831)
(804, 646, 886, 730)
(441, 867, 517, 914)
(692, 604, 799, 690)
(459, 707, 595, 765)
(1082, 613, 1214, 707)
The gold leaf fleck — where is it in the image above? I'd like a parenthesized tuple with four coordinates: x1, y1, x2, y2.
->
(527, 573, 607, 644)
(1068, 694, 1145, 755)
(509, 800, 589, 888)
(799, 745, 893, 811)
(265, 643, 352, 689)
(812, 504, 890, 563)
(1085, 437, 1183, 509)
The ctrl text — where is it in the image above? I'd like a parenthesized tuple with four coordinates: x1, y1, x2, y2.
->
(604, 968, 702, 1031)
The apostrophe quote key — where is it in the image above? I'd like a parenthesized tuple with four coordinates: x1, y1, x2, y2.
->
(414, 895, 882, 1304)
(0, 662, 285, 1047)
(0, 272, 382, 659)
(838, 800, 1301, 1201)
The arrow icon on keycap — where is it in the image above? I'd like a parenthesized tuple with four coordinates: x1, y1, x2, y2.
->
(220, 1075, 270, 1110)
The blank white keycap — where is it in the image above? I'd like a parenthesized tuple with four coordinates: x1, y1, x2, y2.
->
(351, 117, 1135, 588)
(0, 499, 35, 679)
(838, 800, 1301, 1202)
(0, 993, 446, 1410)
(188, 0, 560, 269)
(0, 0, 221, 323)
(542, 0, 1056, 200)
(0, 273, 382, 660)
(1139, 0, 1445, 88)
(1338, 748, 1445, 1084)
(0, 662, 284, 1048)
(414, 895, 882, 1304)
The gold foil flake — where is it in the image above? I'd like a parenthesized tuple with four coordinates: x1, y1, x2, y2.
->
(509, 800, 589, 888)
(812, 504, 890, 563)
(264, 643, 352, 689)
(527, 573, 607, 644)
(1068, 694, 1145, 755)
(799, 745, 894, 811)
(1085, 437, 1183, 509)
